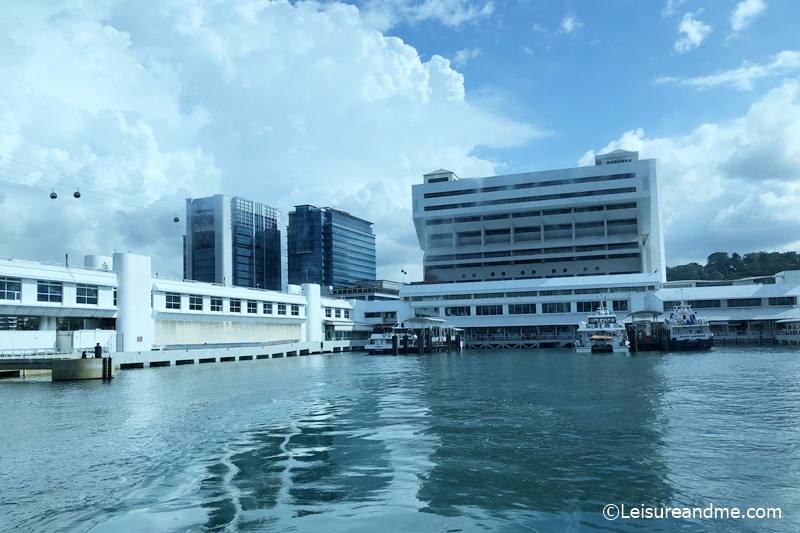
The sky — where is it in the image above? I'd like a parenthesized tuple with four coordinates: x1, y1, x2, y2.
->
(2, 0, 799, 283)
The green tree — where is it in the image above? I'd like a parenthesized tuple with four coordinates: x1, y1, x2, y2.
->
(704, 252, 731, 280)
(666, 262, 704, 281)
(668, 250, 800, 281)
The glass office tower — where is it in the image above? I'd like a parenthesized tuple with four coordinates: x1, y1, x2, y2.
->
(287, 205, 376, 287)
(184, 195, 281, 290)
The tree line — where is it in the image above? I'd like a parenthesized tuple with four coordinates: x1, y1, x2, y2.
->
(667, 251, 800, 281)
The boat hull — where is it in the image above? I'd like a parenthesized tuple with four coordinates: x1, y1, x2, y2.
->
(576, 345, 629, 354)
(669, 337, 714, 351)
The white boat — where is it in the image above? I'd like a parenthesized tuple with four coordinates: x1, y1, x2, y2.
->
(364, 325, 418, 355)
(364, 331, 394, 355)
(575, 301, 629, 354)
(665, 302, 713, 351)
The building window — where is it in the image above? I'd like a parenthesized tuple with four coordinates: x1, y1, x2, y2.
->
(344, 309, 350, 319)
(113, 288, 117, 306)
(508, 304, 535, 315)
(230, 299, 241, 313)
(291, 305, 299, 316)
(335, 308, 341, 318)
(76, 284, 99, 305)
(37, 281, 62, 303)
(264, 302, 273, 314)
(476, 305, 503, 316)
(210, 297, 222, 312)
(542, 302, 569, 313)
(727, 298, 762, 308)
(248, 300, 258, 314)
(166, 292, 181, 310)
(445, 306, 471, 316)
(612, 300, 629, 312)
(325, 307, 332, 318)
(0, 277, 22, 301)
(769, 297, 796, 306)
(189, 295, 203, 311)
(278, 303, 286, 315)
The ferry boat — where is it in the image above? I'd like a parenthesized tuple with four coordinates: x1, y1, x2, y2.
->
(575, 301, 629, 354)
(665, 302, 714, 351)
(626, 310, 668, 352)
(364, 325, 418, 355)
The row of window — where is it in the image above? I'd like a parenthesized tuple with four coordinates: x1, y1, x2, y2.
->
(425, 203, 638, 225)
(365, 311, 397, 319)
(165, 293, 300, 316)
(325, 307, 352, 319)
(428, 220, 638, 243)
(405, 286, 654, 302)
(442, 301, 630, 316)
(425, 187, 639, 212)
(0, 278, 99, 304)
(423, 173, 636, 199)
(663, 297, 798, 309)
(427, 243, 641, 259)
(435, 296, 800, 317)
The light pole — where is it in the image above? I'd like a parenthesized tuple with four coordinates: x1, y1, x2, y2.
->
(401, 269, 407, 284)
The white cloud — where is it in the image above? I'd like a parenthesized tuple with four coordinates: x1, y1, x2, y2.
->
(655, 50, 800, 90)
(730, 0, 766, 32)
(0, 0, 539, 282)
(674, 11, 712, 54)
(360, 0, 494, 32)
(560, 13, 583, 34)
(662, 0, 689, 17)
(453, 47, 480, 67)
(581, 80, 800, 265)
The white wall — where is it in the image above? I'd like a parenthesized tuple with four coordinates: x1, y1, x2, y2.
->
(114, 253, 155, 351)
(0, 331, 57, 353)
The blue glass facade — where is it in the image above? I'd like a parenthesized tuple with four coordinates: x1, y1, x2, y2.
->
(288, 205, 376, 287)
(185, 196, 281, 290)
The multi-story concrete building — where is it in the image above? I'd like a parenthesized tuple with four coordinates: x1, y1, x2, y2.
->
(184, 195, 281, 290)
(287, 205, 376, 288)
(412, 150, 665, 284)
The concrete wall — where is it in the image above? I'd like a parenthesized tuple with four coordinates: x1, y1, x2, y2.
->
(51, 358, 114, 380)
(114, 253, 154, 351)
(56, 330, 117, 354)
(114, 339, 359, 369)
(0, 330, 57, 354)
(303, 283, 322, 343)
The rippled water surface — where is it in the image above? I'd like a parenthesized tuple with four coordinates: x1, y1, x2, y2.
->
(2, 347, 799, 532)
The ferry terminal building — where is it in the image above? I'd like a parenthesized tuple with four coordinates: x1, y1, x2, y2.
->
(3, 150, 800, 357)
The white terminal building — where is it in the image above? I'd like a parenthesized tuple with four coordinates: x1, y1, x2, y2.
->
(0, 253, 368, 358)
(2, 150, 800, 357)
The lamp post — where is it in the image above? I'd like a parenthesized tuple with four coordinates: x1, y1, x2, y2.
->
(401, 269, 407, 284)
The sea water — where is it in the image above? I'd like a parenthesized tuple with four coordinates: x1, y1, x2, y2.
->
(1, 346, 798, 532)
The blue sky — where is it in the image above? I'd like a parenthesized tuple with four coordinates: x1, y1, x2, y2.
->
(1, 0, 799, 282)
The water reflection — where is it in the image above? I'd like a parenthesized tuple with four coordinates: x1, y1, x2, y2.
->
(415, 351, 675, 529)
(198, 357, 439, 531)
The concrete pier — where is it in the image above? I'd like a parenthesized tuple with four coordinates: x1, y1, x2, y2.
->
(0, 357, 114, 380)
(51, 358, 114, 380)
